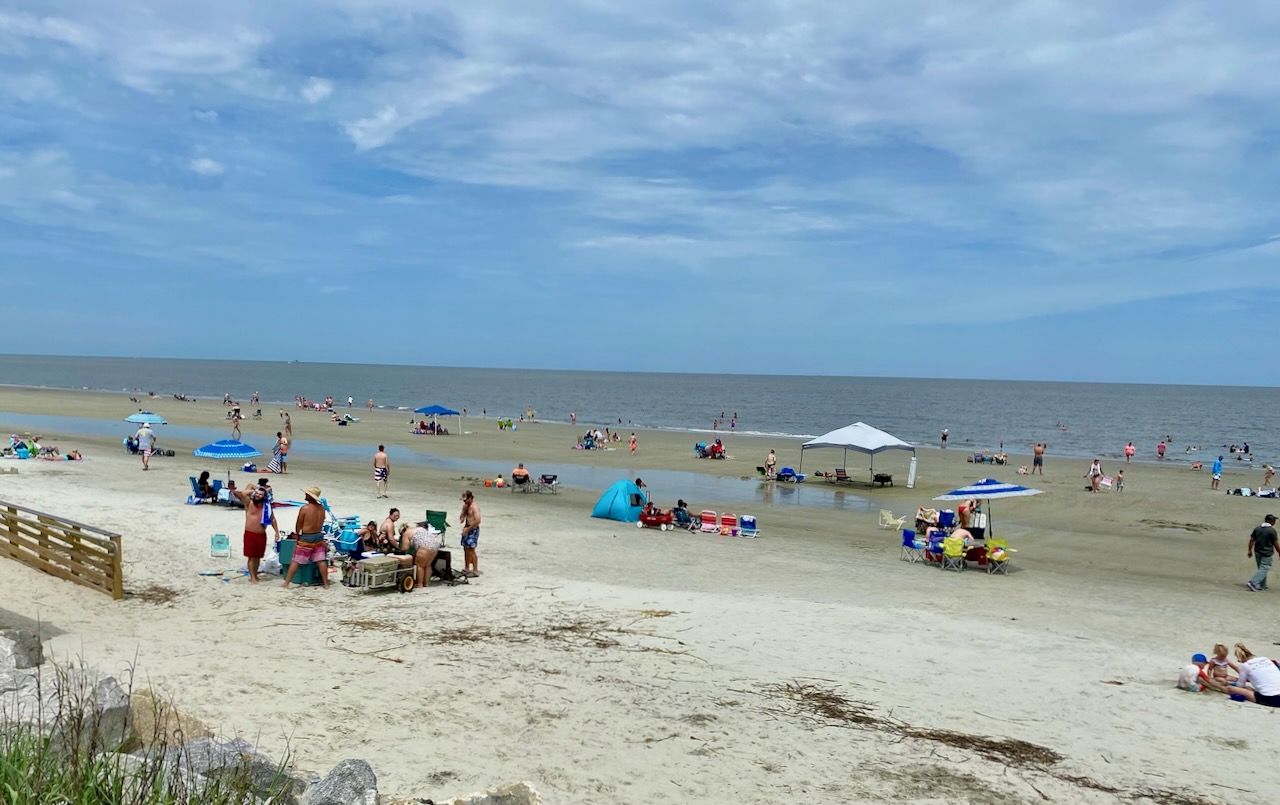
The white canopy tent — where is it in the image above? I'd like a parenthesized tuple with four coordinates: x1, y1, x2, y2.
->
(799, 422, 918, 488)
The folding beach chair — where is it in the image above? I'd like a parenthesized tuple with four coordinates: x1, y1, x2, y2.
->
(719, 512, 738, 536)
(699, 511, 719, 533)
(900, 529, 924, 563)
(879, 509, 907, 530)
(833, 468, 854, 484)
(986, 539, 1015, 575)
(510, 473, 536, 493)
(210, 533, 231, 558)
(739, 515, 759, 538)
(1099, 475, 1113, 491)
(937, 510, 956, 529)
(539, 474, 558, 494)
(940, 535, 966, 572)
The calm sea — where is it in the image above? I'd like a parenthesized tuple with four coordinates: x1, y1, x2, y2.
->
(1, 355, 1275, 464)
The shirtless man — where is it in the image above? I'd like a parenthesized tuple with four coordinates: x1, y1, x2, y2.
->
(459, 490, 481, 577)
(230, 409, 242, 439)
(284, 486, 329, 589)
(373, 445, 390, 498)
(234, 481, 278, 582)
(275, 431, 289, 474)
(1032, 443, 1047, 475)
(379, 508, 402, 552)
(284, 413, 292, 439)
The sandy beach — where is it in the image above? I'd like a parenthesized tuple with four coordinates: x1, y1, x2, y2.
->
(2, 387, 1278, 804)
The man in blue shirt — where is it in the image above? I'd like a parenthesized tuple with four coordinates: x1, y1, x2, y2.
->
(1211, 455, 1223, 491)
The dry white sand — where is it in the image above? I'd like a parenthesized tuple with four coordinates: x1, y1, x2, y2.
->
(1, 390, 1278, 803)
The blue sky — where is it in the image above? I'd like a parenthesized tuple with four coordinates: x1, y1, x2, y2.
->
(2, 1, 1279, 384)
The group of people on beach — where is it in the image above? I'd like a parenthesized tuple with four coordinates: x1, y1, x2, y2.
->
(1179, 642, 1280, 707)
(5, 434, 83, 461)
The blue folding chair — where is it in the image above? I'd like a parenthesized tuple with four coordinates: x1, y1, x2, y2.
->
(900, 529, 924, 563)
(937, 510, 956, 529)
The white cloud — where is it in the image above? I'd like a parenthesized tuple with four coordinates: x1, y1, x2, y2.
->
(191, 109, 219, 123)
(189, 157, 225, 176)
(301, 76, 333, 103)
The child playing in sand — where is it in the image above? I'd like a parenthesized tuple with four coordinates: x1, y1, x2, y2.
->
(1208, 643, 1238, 687)
(1178, 653, 1227, 692)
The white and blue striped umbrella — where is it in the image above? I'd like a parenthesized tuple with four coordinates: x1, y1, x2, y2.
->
(193, 439, 262, 460)
(933, 477, 1043, 537)
(125, 411, 167, 425)
(934, 478, 1044, 501)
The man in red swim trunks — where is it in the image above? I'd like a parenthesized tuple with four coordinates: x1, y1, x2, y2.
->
(233, 480, 278, 583)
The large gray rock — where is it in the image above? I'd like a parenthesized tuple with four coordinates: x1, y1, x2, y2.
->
(443, 781, 544, 805)
(165, 736, 303, 805)
(0, 665, 131, 754)
(303, 758, 378, 805)
(0, 629, 43, 670)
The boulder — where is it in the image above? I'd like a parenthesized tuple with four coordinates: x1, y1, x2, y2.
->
(0, 665, 131, 755)
(443, 781, 544, 805)
(0, 629, 43, 670)
(126, 688, 213, 750)
(165, 736, 303, 805)
(303, 758, 378, 805)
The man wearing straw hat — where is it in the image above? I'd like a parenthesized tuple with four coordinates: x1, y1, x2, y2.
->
(284, 486, 329, 589)
(134, 422, 156, 470)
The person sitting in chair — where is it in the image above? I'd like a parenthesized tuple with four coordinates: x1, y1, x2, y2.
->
(512, 463, 531, 483)
(197, 470, 218, 503)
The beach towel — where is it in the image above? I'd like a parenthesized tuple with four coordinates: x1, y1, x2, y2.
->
(260, 489, 274, 528)
(267, 449, 282, 474)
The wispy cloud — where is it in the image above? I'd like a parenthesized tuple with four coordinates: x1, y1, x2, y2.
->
(189, 157, 226, 176)
(301, 76, 332, 103)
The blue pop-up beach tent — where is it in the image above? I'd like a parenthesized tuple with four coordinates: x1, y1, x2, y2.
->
(592, 479, 647, 522)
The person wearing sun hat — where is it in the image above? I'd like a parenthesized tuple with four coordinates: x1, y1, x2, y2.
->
(284, 486, 329, 589)
(134, 421, 156, 470)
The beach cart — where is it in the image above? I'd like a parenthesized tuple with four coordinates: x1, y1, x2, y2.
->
(339, 554, 416, 593)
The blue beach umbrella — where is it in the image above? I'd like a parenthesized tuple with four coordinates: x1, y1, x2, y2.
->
(933, 477, 1043, 536)
(413, 404, 461, 432)
(193, 439, 262, 481)
(125, 411, 167, 425)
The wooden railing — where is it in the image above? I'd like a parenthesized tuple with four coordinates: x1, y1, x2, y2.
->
(0, 499, 123, 600)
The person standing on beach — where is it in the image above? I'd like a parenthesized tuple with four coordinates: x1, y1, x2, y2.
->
(270, 432, 289, 474)
(135, 422, 155, 470)
(1264, 464, 1275, 489)
(230, 409, 242, 440)
(1157, 440, 1167, 459)
(629, 432, 637, 455)
(1211, 456, 1224, 490)
(367, 399, 375, 411)
(285, 487, 329, 589)
(233, 481, 277, 583)
(1032, 443, 1047, 475)
(570, 411, 576, 425)
(941, 428, 949, 449)
(373, 444, 390, 498)
(459, 490, 481, 577)
(284, 413, 292, 439)
(765, 449, 777, 479)
(1085, 458, 1103, 492)
(1124, 442, 1136, 463)
(1247, 515, 1276, 592)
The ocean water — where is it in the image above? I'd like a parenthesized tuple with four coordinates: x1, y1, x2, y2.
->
(1, 354, 1276, 464)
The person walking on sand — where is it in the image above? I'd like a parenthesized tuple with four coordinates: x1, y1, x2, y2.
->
(1085, 458, 1103, 492)
(284, 487, 329, 589)
(1246, 514, 1277, 592)
(1032, 443, 1047, 475)
(1264, 464, 1275, 489)
(1124, 442, 1135, 463)
(629, 432, 637, 455)
(230, 409, 242, 440)
(233, 480, 278, 583)
(367, 398, 375, 411)
(941, 428, 949, 449)
(1211, 455, 1223, 490)
(459, 490, 481, 577)
(373, 444, 390, 498)
(135, 422, 156, 470)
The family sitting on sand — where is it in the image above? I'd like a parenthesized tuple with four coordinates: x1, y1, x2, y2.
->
(1179, 642, 1280, 707)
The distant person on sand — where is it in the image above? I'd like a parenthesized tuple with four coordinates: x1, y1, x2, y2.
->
(766, 449, 777, 480)
(630, 433, 637, 455)
(233, 481, 277, 583)
(230, 409, 242, 439)
(1157, 440, 1167, 459)
(1211, 456, 1223, 490)
(374, 444, 390, 498)
(1264, 464, 1275, 489)
(1246, 514, 1276, 592)
(284, 413, 292, 439)
(1085, 458, 1103, 492)
(135, 422, 155, 470)
(941, 428, 949, 449)
(269, 432, 288, 474)
(368, 399, 375, 411)
(284, 487, 329, 589)
(1032, 443, 1047, 475)
(1115, 469, 1124, 491)
(459, 490, 481, 578)
(347, 396, 353, 408)
(1124, 442, 1135, 463)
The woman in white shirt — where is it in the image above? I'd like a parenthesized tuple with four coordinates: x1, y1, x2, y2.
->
(1228, 643, 1280, 707)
